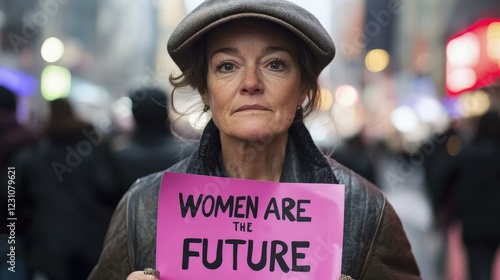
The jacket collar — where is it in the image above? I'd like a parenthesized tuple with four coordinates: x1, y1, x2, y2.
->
(186, 119, 336, 184)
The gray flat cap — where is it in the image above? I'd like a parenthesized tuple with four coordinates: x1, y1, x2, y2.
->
(168, 0, 335, 74)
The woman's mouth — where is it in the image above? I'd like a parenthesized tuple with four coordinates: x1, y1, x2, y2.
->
(235, 104, 269, 112)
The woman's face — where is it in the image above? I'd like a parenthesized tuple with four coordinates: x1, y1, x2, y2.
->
(203, 20, 306, 142)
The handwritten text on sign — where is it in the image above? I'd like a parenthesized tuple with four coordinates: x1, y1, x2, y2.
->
(156, 172, 345, 279)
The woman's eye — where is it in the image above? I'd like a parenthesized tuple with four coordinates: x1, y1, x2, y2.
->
(217, 62, 235, 72)
(269, 60, 285, 71)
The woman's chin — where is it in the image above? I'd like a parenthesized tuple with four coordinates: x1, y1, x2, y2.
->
(231, 126, 287, 143)
(216, 116, 291, 143)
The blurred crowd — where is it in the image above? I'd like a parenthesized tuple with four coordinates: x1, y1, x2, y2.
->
(331, 84, 500, 280)
(0, 86, 193, 280)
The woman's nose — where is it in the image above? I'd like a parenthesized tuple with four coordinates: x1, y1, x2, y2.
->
(240, 67, 263, 95)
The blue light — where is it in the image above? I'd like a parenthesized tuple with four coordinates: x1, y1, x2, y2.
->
(0, 66, 38, 97)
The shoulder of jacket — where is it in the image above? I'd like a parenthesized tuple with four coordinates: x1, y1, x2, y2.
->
(128, 172, 164, 196)
(127, 156, 192, 197)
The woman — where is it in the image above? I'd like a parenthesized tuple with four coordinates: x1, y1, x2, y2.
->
(89, 0, 421, 279)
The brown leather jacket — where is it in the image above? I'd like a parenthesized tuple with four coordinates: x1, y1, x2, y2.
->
(88, 120, 421, 280)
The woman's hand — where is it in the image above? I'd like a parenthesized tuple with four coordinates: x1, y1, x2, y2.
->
(126, 268, 160, 280)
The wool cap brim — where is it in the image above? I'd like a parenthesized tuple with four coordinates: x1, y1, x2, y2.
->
(168, 0, 335, 74)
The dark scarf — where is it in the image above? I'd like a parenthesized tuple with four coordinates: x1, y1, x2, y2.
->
(185, 119, 337, 184)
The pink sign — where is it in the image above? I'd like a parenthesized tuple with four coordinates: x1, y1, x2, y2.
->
(156, 172, 345, 280)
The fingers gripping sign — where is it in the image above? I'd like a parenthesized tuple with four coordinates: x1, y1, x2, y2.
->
(126, 268, 160, 280)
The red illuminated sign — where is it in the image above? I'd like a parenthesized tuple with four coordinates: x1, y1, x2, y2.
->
(446, 19, 500, 96)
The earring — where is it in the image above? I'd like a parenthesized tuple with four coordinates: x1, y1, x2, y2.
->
(296, 106, 303, 119)
(203, 104, 210, 112)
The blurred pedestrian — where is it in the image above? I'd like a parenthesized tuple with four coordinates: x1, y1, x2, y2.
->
(0, 85, 37, 170)
(0, 85, 37, 280)
(440, 110, 500, 280)
(421, 125, 461, 278)
(113, 87, 193, 188)
(331, 133, 376, 184)
(16, 98, 122, 280)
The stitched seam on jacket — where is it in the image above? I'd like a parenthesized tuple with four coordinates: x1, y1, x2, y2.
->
(125, 191, 135, 271)
(359, 195, 387, 277)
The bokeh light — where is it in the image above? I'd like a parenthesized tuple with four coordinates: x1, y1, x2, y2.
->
(112, 96, 133, 118)
(365, 49, 390, 73)
(487, 38, 500, 60)
(391, 106, 418, 133)
(487, 22, 500, 39)
(334, 85, 359, 107)
(41, 65, 71, 101)
(41, 37, 65, 63)
(446, 32, 480, 67)
(446, 68, 477, 93)
(415, 96, 444, 122)
(317, 88, 333, 110)
(458, 90, 491, 118)
(487, 22, 500, 60)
